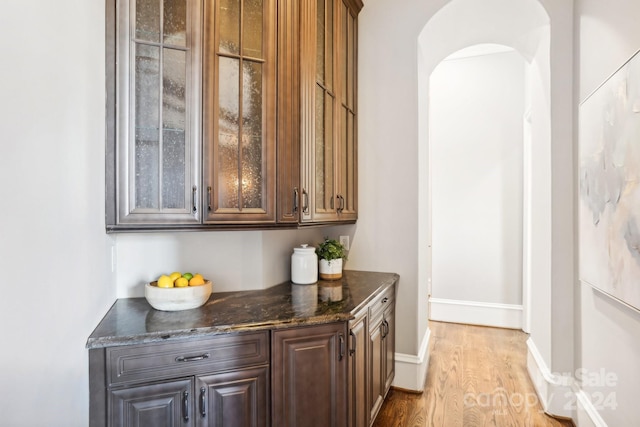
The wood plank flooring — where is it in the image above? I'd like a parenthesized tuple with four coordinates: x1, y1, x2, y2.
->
(372, 321, 574, 427)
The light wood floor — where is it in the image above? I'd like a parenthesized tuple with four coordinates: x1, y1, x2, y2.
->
(372, 321, 574, 427)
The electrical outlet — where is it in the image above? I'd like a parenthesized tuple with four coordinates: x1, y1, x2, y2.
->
(339, 235, 350, 251)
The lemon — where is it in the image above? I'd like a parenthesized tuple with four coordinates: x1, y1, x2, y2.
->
(169, 271, 181, 282)
(157, 275, 173, 288)
(175, 277, 189, 287)
(182, 272, 193, 281)
(189, 275, 205, 286)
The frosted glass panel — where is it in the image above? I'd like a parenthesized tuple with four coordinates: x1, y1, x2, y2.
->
(162, 48, 186, 130)
(135, 44, 161, 209)
(242, 61, 263, 208)
(135, 44, 160, 130)
(325, 0, 333, 90)
(316, 0, 325, 84)
(162, 48, 187, 209)
(136, 0, 160, 42)
(315, 85, 325, 208)
(219, 0, 240, 55)
(218, 56, 241, 208)
(242, 61, 262, 138)
(164, 0, 186, 46)
(162, 129, 185, 208)
(243, 0, 263, 58)
(135, 140, 160, 209)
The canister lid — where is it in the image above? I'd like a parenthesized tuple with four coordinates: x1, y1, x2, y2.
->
(293, 243, 315, 253)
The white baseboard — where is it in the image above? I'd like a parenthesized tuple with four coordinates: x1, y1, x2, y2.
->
(575, 389, 608, 427)
(393, 327, 431, 391)
(429, 297, 523, 329)
(527, 338, 609, 426)
(526, 337, 573, 419)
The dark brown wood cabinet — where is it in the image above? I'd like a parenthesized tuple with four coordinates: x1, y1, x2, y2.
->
(90, 332, 270, 427)
(271, 322, 348, 427)
(347, 281, 396, 427)
(348, 308, 368, 427)
(196, 366, 268, 427)
(88, 272, 399, 427)
(276, 0, 361, 225)
(110, 378, 194, 427)
(202, 0, 277, 224)
(106, 0, 360, 231)
(367, 286, 396, 425)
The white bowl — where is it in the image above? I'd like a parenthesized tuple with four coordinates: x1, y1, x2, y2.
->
(145, 280, 213, 311)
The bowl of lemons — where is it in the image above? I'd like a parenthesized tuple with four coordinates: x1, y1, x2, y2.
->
(145, 272, 212, 311)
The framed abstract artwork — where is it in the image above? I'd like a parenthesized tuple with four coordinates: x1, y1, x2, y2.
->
(580, 49, 640, 312)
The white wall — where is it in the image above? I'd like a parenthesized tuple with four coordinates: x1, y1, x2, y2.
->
(575, 0, 640, 424)
(0, 1, 113, 425)
(430, 49, 524, 306)
(115, 228, 327, 297)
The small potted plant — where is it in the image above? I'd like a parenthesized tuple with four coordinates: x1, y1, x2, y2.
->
(316, 237, 347, 280)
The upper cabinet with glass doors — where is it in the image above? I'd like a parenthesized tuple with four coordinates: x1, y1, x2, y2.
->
(203, 0, 276, 224)
(297, 0, 361, 224)
(106, 0, 359, 231)
(107, 0, 203, 228)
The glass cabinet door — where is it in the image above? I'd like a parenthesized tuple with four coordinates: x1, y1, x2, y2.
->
(116, 0, 202, 225)
(300, 0, 359, 223)
(203, 0, 276, 223)
(313, 0, 338, 220)
(337, 0, 357, 220)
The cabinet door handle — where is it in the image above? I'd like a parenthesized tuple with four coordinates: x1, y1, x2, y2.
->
(207, 186, 212, 211)
(293, 187, 299, 213)
(199, 387, 206, 417)
(192, 186, 198, 214)
(182, 390, 190, 422)
(349, 330, 356, 356)
(339, 334, 345, 360)
(175, 353, 210, 363)
(302, 189, 309, 214)
(338, 195, 345, 212)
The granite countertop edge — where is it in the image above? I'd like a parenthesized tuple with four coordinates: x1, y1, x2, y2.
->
(86, 270, 399, 350)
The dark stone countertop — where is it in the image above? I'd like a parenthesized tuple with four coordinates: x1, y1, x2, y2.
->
(86, 270, 399, 349)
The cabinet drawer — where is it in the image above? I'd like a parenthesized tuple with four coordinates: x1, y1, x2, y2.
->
(369, 284, 395, 322)
(107, 332, 269, 386)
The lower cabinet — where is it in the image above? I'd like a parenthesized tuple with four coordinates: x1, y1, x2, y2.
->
(90, 332, 270, 427)
(108, 367, 268, 427)
(196, 366, 269, 427)
(109, 378, 194, 427)
(348, 310, 368, 427)
(348, 282, 396, 427)
(272, 322, 348, 427)
(89, 285, 396, 427)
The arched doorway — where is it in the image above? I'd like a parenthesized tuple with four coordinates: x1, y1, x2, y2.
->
(417, 0, 550, 334)
(428, 44, 528, 329)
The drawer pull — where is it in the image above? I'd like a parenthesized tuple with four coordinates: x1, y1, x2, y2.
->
(175, 353, 210, 363)
(382, 297, 389, 304)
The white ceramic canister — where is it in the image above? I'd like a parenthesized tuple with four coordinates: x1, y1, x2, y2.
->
(291, 244, 318, 284)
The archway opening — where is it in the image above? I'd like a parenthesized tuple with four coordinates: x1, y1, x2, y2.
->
(417, 0, 551, 333)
